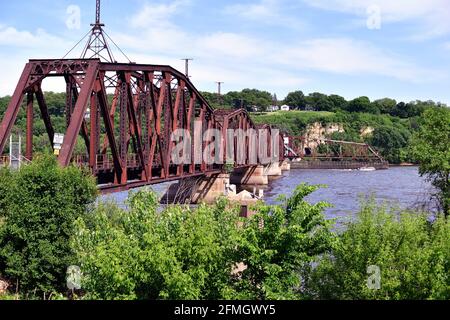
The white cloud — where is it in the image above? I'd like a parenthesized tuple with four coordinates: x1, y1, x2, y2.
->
(130, 0, 190, 28)
(275, 38, 441, 82)
(302, 0, 450, 39)
(0, 26, 68, 49)
(225, 0, 278, 20)
(0, 26, 73, 95)
(224, 0, 306, 30)
(199, 32, 268, 59)
(0, 0, 443, 98)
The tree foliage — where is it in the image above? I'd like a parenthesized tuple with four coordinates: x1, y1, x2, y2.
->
(0, 155, 97, 297)
(72, 185, 334, 300)
(370, 125, 411, 163)
(72, 192, 243, 300)
(306, 202, 450, 300)
(234, 185, 334, 299)
(284, 91, 307, 110)
(411, 108, 450, 215)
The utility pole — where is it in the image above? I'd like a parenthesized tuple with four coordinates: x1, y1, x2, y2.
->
(181, 58, 193, 78)
(216, 82, 224, 105)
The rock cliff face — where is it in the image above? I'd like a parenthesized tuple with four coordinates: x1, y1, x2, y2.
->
(360, 126, 375, 137)
(304, 122, 344, 150)
(302, 123, 375, 153)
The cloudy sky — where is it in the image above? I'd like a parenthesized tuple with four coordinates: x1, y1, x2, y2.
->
(1, 0, 450, 103)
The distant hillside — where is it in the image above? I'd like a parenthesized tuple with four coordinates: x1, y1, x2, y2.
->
(250, 110, 418, 164)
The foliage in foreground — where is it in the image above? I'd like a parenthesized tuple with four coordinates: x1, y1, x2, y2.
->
(410, 107, 450, 216)
(0, 155, 97, 297)
(306, 203, 450, 300)
(72, 185, 334, 300)
(0, 159, 448, 300)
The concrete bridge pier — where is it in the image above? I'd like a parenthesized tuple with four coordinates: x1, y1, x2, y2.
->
(161, 173, 233, 205)
(191, 173, 233, 204)
(264, 162, 282, 176)
(280, 161, 291, 171)
(230, 165, 269, 186)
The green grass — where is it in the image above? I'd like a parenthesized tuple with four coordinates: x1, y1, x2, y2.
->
(251, 110, 336, 134)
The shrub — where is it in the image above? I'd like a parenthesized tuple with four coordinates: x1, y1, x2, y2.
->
(0, 155, 97, 297)
(306, 202, 450, 300)
(72, 191, 243, 300)
(72, 185, 334, 300)
(234, 184, 334, 300)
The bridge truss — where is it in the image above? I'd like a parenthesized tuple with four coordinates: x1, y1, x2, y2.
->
(0, 59, 282, 193)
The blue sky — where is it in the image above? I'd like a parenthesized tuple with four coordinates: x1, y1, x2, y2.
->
(1, 0, 450, 104)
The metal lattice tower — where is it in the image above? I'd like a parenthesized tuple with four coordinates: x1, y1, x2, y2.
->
(81, 0, 115, 62)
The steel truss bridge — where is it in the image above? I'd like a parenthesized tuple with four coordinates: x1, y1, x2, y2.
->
(0, 0, 386, 194)
(0, 59, 284, 193)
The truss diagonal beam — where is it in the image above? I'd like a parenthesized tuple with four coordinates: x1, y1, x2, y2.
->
(58, 61, 99, 166)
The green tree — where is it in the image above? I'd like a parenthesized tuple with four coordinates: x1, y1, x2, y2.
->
(73, 191, 242, 300)
(73, 185, 334, 300)
(0, 155, 97, 297)
(284, 91, 307, 110)
(411, 108, 450, 215)
(234, 184, 334, 299)
(373, 98, 397, 114)
(347, 96, 378, 114)
(370, 125, 410, 163)
(328, 94, 348, 111)
(305, 93, 334, 112)
(306, 202, 450, 300)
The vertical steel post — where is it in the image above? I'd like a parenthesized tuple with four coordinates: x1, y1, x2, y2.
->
(119, 77, 128, 184)
(90, 92, 98, 169)
(26, 92, 34, 160)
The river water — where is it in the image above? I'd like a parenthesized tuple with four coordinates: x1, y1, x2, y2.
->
(261, 166, 436, 221)
(104, 167, 436, 222)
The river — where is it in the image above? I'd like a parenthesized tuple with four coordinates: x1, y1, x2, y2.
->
(104, 166, 436, 222)
(261, 166, 436, 221)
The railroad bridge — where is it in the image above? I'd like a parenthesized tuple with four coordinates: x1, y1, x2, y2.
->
(0, 58, 288, 195)
(0, 0, 386, 202)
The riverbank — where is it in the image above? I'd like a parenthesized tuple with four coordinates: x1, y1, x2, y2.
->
(289, 160, 389, 170)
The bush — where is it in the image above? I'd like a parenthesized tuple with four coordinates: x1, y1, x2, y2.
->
(234, 184, 334, 300)
(0, 155, 97, 297)
(73, 191, 243, 300)
(411, 107, 450, 215)
(306, 203, 450, 300)
(72, 185, 334, 300)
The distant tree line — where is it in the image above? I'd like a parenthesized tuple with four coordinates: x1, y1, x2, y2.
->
(200, 88, 448, 118)
(0, 90, 447, 164)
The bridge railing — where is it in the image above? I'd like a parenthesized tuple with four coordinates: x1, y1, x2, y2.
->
(72, 154, 142, 170)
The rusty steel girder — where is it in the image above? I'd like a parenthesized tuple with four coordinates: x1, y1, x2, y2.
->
(214, 109, 283, 166)
(0, 59, 224, 193)
(0, 59, 286, 193)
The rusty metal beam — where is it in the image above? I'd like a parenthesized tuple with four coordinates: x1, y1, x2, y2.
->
(97, 71, 122, 183)
(0, 63, 33, 156)
(26, 92, 34, 160)
(58, 61, 99, 167)
(35, 86, 55, 149)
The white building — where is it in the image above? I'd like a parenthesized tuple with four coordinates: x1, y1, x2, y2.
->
(280, 105, 290, 111)
(269, 105, 279, 112)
